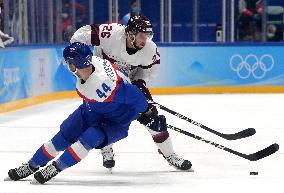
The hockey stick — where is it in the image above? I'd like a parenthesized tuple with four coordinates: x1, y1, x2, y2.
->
(150, 101, 256, 140)
(167, 124, 279, 161)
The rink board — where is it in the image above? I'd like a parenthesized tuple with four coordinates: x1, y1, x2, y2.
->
(1, 43, 284, 112)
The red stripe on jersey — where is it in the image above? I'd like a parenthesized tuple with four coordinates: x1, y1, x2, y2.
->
(90, 24, 100, 46)
(41, 145, 55, 160)
(76, 63, 122, 103)
(76, 89, 97, 102)
(68, 147, 81, 162)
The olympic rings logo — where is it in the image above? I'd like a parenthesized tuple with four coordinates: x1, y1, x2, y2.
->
(229, 54, 274, 79)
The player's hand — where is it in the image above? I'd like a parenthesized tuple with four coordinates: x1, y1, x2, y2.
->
(137, 113, 166, 132)
(143, 102, 156, 116)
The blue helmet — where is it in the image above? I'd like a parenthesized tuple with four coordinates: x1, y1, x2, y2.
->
(63, 42, 93, 69)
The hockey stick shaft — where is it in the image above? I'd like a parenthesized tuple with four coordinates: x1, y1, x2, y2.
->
(167, 124, 279, 161)
(151, 101, 256, 140)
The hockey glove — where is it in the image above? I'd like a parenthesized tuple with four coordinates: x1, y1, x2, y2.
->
(137, 113, 167, 132)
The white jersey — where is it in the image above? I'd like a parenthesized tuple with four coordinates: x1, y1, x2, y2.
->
(76, 56, 124, 102)
(70, 23, 160, 84)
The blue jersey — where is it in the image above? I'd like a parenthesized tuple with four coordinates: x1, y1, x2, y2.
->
(28, 48, 148, 174)
(75, 56, 147, 127)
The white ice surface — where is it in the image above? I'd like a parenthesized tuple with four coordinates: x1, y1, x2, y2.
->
(0, 94, 283, 193)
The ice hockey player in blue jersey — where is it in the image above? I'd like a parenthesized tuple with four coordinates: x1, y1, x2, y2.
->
(6, 42, 148, 184)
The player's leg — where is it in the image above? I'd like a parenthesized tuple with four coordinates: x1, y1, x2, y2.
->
(100, 121, 130, 170)
(100, 113, 192, 170)
(6, 131, 72, 181)
(131, 79, 192, 170)
(30, 104, 88, 168)
(99, 105, 139, 170)
(6, 105, 87, 181)
(100, 144, 115, 169)
(32, 126, 106, 184)
(137, 108, 193, 171)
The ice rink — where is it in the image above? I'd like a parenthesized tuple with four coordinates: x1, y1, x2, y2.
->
(0, 94, 283, 193)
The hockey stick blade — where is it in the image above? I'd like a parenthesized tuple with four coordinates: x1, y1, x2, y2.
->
(167, 124, 279, 161)
(222, 127, 256, 140)
(150, 100, 256, 140)
(245, 143, 279, 161)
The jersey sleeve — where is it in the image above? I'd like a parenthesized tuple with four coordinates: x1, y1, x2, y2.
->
(123, 83, 148, 113)
(130, 44, 160, 84)
(70, 24, 100, 46)
(98, 23, 125, 49)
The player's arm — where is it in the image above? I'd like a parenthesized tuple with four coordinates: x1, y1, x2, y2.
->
(131, 48, 166, 131)
(131, 62, 160, 114)
(123, 80, 166, 133)
(132, 68, 167, 132)
(131, 62, 159, 114)
(70, 24, 100, 46)
(131, 62, 160, 86)
(123, 83, 148, 114)
(131, 47, 160, 101)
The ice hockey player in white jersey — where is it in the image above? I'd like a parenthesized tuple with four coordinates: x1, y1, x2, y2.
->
(71, 14, 192, 171)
